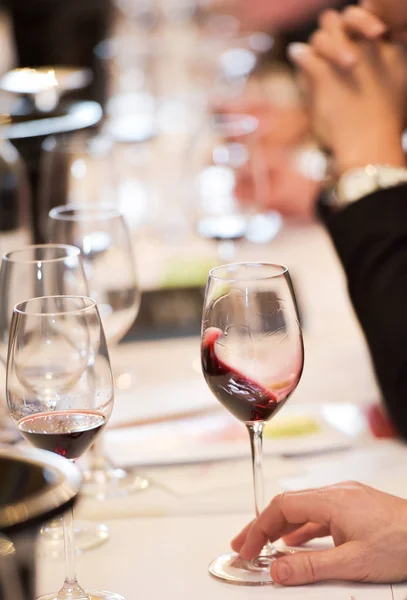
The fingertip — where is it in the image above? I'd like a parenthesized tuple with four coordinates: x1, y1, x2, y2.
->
(369, 22, 387, 37)
(343, 5, 387, 38)
(238, 545, 255, 561)
(287, 42, 312, 64)
(230, 536, 243, 553)
(354, 21, 387, 39)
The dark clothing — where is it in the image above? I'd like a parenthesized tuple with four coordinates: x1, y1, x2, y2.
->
(319, 184, 407, 438)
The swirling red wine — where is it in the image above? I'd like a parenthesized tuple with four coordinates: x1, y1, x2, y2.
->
(202, 327, 299, 423)
(18, 410, 106, 459)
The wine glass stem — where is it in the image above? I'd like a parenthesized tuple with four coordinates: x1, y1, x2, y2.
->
(247, 421, 265, 517)
(60, 507, 88, 599)
(216, 240, 236, 264)
(88, 437, 112, 471)
(247, 421, 277, 561)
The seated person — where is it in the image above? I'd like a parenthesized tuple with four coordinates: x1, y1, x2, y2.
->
(289, 0, 407, 439)
(232, 0, 407, 587)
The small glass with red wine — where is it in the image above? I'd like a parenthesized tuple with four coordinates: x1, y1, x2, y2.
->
(201, 263, 304, 585)
(0, 244, 110, 556)
(6, 295, 125, 600)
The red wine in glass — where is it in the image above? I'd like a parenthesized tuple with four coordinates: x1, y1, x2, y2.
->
(18, 410, 106, 460)
(202, 327, 299, 423)
(202, 263, 304, 585)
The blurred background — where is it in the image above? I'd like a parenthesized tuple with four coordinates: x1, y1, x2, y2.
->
(0, 0, 355, 342)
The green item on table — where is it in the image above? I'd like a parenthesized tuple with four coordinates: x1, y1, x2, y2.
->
(264, 415, 321, 439)
(160, 258, 216, 289)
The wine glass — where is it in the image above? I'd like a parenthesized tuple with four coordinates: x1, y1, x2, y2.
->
(6, 295, 124, 600)
(38, 134, 116, 244)
(0, 244, 109, 555)
(39, 132, 155, 243)
(201, 262, 304, 585)
(188, 113, 280, 262)
(48, 204, 148, 498)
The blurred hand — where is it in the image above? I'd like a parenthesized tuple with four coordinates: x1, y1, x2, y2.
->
(232, 481, 407, 585)
(236, 145, 321, 218)
(310, 7, 388, 69)
(288, 27, 407, 174)
(213, 100, 309, 146)
(219, 100, 321, 218)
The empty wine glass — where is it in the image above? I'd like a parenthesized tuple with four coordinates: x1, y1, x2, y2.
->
(6, 295, 124, 600)
(38, 134, 116, 244)
(48, 204, 147, 499)
(39, 132, 156, 242)
(0, 244, 109, 556)
(0, 245, 88, 367)
(187, 113, 265, 262)
(201, 263, 304, 584)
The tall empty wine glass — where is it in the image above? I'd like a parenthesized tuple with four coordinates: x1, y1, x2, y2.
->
(201, 263, 304, 585)
(188, 113, 260, 262)
(48, 204, 147, 498)
(6, 295, 124, 600)
(0, 244, 109, 555)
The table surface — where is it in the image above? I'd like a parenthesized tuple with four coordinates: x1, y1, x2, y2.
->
(36, 220, 407, 599)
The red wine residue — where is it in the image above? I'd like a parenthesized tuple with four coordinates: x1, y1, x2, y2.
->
(202, 327, 298, 423)
(18, 410, 106, 459)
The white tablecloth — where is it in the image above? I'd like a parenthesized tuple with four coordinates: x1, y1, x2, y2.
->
(37, 221, 407, 598)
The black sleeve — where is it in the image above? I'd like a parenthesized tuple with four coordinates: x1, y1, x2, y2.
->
(320, 184, 407, 437)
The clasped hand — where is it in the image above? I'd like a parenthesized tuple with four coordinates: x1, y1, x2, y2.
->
(288, 5, 407, 174)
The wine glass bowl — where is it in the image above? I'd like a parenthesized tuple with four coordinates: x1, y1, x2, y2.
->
(7, 296, 113, 446)
(201, 263, 303, 585)
(48, 204, 140, 346)
(0, 244, 88, 371)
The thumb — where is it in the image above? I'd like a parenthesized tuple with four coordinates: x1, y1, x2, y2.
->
(271, 543, 365, 586)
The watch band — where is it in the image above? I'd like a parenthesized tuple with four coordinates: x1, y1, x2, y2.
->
(336, 164, 407, 207)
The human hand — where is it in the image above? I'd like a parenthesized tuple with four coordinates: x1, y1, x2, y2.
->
(220, 101, 320, 219)
(236, 145, 321, 219)
(306, 0, 407, 70)
(309, 7, 387, 69)
(212, 100, 309, 147)
(288, 33, 407, 174)
(232, 481, 407, 585)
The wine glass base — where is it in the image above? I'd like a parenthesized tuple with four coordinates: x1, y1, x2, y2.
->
(81, 466, 149, 501)
(38, 588, 126, 600)
(38, 521, 110, 560)
(208, 549, 284, 586)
